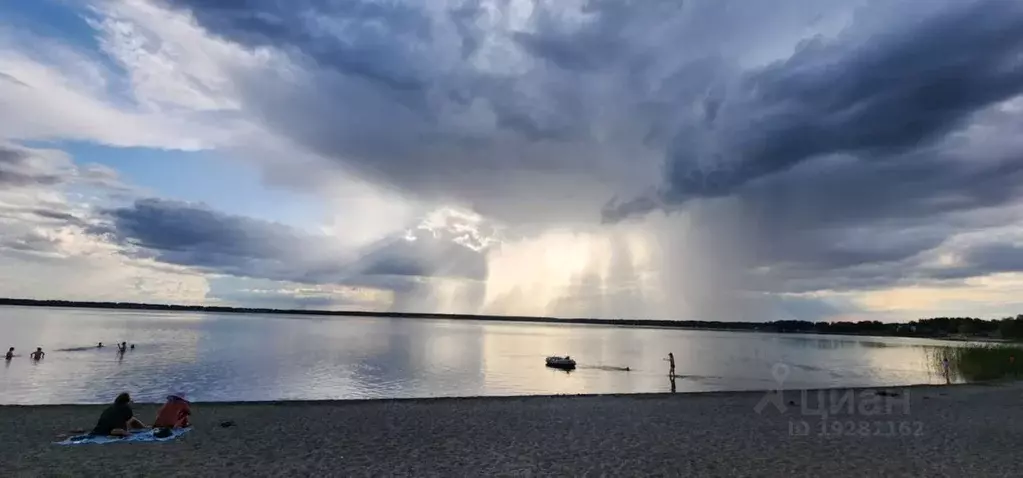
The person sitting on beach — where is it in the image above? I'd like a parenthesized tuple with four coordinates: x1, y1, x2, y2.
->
(30, 347, 45, 360)
(5, 347, 13, 360)
(91, 392, 146, 437)
(153, 394, 191, 429)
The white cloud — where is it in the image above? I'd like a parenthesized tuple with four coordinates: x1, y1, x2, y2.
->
(89, 0, 271, 112)
(0, 1, 265, 149)
(0, 42, 206, 149)
(0, 142, 209, 303)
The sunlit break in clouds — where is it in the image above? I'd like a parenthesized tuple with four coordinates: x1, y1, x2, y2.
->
(2, 0, 1023, 321)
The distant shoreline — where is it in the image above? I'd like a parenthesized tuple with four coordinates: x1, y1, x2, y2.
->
(2, 297, 1017, 343)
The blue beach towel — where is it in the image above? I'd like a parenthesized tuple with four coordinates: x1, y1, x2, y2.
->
(55, 428, 191, 445)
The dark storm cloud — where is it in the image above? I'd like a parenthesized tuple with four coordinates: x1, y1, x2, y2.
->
(163, 0, 434, 91)
(95, 198, 487, 286)
(509, 0, 680, 73)
(165, 0, 1023, 221)
(150, 0, 1023, 306)
(597, 0, 1023, 297)
(101, 198, 316, 266)
(739, 152, 1023, 273)
(158, 0, 661, 223)
(605, 0, 1023, 219)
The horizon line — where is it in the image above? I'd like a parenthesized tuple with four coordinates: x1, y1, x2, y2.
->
(0, 297, 1016, 329)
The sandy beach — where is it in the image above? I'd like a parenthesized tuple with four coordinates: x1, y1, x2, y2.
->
(3, 382, 1022, 477)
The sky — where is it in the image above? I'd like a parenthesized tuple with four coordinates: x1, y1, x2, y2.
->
(2, 0, 1023, 322)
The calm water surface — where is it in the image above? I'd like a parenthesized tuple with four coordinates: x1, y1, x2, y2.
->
(0, 306, 958, 405)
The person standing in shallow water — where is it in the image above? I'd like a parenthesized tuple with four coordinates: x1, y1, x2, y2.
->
(666, 352, 675, 377)
(5, 347, 13, 360)
(30, 347, 45, 361)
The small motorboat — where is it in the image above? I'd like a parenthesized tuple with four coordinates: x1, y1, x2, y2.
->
(545, 355, 577, 370)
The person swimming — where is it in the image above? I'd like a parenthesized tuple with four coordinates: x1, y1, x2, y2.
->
(130, 344, 135, 350)
(97, 342, 104, 348)
(5, 347, 13, 360)
(30, 347, 45, 360)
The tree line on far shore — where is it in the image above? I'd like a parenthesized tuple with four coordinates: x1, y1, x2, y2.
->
(2, 297, 1022, 341)
(765, 316, 1023, 340)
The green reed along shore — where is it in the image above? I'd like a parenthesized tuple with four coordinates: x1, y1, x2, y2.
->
(933, 343, 1023, 381)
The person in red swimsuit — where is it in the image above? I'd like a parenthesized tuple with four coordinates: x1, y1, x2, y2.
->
(152, 394, 191, 429)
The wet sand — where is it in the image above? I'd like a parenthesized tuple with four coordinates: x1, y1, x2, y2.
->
(3, 382, 1022, 477)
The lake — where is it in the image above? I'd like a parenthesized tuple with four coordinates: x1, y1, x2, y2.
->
(0, 306, 958, 405)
